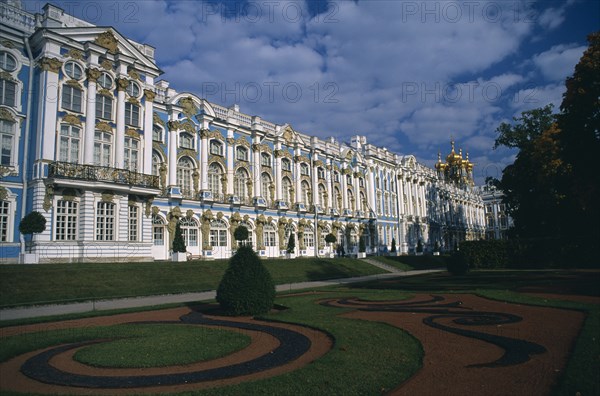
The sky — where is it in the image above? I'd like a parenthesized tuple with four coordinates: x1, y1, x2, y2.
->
(22, 0, 600, 184)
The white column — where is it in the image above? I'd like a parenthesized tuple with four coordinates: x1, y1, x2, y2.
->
(226, 129, 234, 195)
(341, 165, 348, 210)
(115, 78, 127, 169)
(167, 121, 178, 187)
(312, 154, 319, 207)
(83, 68, 99, 165)
(368, 167, 376, 213)
(39, 59, 59, 161)
(253, 137, 261, 198)
(200, 130, 209, 191)
(275, 142, 282, 200)
(143, 89, 155, 174)
(294, 147, 302, 204)
(326, 159, 333, 211)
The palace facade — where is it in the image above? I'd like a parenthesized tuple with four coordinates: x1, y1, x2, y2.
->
(0, 2, 485, 263)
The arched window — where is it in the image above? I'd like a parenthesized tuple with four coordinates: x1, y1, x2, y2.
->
(333, 187, 341, 209)
(301, 180, 311, 205)
(282, 158, 291, 171)
(333, 171, 340, 182)
(179, 217, 198, 247)
(264, 223, 277, 247)
(318, 184, 327, 206)
(93, 131, 112, 166)
(97, 72, 113, 89)
(282, 177, 292, 203)
(234, 168, 248, 198)
(300, 163, 309, 176)
(346, 174, 352, 186)
(0, 52, 17, 72)
(152, 150, 162, 176)
(261, 172, 271, 199)
(261, 153, 271, 167)
(58, 124, 80, 163)
(359, 177, 364, 187)
(303, 225, 314, 248)
(126, 80, 140, 97)
(317, 167, 325, 179)
(359, 191, 367, 211)
(208, 163, 222, 197)
(152, 215, 165, 246)
(210, 218, 228, 247)
(177, 157, 194, 197)
(236, 146, 248, 161)
(180, 132, 194, 149)
(347, 189, 354, 209)
(210, 139, 223, 156)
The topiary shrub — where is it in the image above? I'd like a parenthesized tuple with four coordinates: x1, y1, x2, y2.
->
(172, 223, 186, 253)
(233, 225, 249, 248)
(19, 211, 46, 252)
(216, 246, 275, 316)
(286, 233, 296, 254)
(391, 238, 397, 253)
(416, 239, 423, 254)
(447, 249, 469, 275)
(325, 233, 336, 245)
(359, 237, 366, 253)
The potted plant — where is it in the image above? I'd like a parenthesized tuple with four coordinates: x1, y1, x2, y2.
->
(390, 238, 398, 256)
(433, 241, 441, 256)
(286, 233, 296, 258)
(171, 223, 187, 262)
(357, 237, 366, 258)
(416, 239, 423, 256)
(19, 211, 46, 264)
(325, 233, 337, 258)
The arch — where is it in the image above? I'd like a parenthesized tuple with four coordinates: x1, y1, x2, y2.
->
(179, 217, 199, 248)
(177, 156, 195, 198)
(282, 177, 292, 204)
(208, 162, 224, 198)
(261, 172, 272, 200)
(234, 167, 249, 199)
(301, 180, 311, 205)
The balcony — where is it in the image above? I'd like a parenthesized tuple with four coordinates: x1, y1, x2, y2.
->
(48, 162, 159, 189)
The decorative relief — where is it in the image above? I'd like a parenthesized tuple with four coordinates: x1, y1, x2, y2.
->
(186, 209, 195, 219)
(94, 31, 120, 54)
(97, 88, 113, 97)
(282, 170, 292, 179)
(116, 78, 129, 91)
(0, 108, 16, 122)
(260, 144, 272, 154)
(152, 142, 163, 151)
(145, 197, 154, 217)
(144, 89, 156, 102)
(167, 206, 182, 249)
(0, 71, 14, 82)
(153, 112, 165, 127)
(234, 163, 250, 174)
(128, 69, 140, 81)
(0, 186, 8, 201)
(1, 40, 14, 48)
(314, 160, 324, 167)
(95, 121, 112, 132)
(235, 136, 250, 147)
(86, 67, 101, 82)
(101, 191, 114, 203)
(152, 206, 160, 216)
(192, 170, 199, 193)
(65, 79, 82, 89)
(208, 155, 226, 168)
(39, 57, 62, 73)
(226, 137, 235, 145)
(62, 113, 82, 126)
(294, 155, 310, 164)
(342, 168, 352, 176)
(200, 128, 223, 140)
(178, 149, 197, 159)
(127, 97, 140, 106)
(67, 49, 84, 60)
(180, 119, 196, 134)
(168, 120, 180, 131)
(43, 184, 54, 212)
(100, 59, 113, 70)
(125, 128, 138, 138)
(179, 96, 197, 117)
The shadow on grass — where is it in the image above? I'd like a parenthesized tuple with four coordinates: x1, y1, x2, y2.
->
(350, 270, 600, 297)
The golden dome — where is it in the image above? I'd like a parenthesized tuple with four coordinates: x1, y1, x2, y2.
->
(435, 152, 447, 171)
(445, 140, 462, 164)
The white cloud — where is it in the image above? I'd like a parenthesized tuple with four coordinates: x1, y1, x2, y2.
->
(532, 44, 586, 82)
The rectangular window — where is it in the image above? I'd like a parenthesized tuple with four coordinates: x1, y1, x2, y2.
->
(59, 125, 80, 163)
(95, 201, 115, 241)
(184, 228, 198, 247)
(94, 131, 112, 167)
(0, 79, 16, 107)
(95, 95, 112, 120)
(0, 200, 10, 242)
(153, 225, 164, 246)
(264, 231, 276, 247)
(0, 120, 14, 166)
(304, 232, 314, 247)
(210, 229, 227, 247)
(61, 85, 82, 112)
(128, 205, 138, 241)
(124, 137, 139, 171)
(125, 102, 139, 126)
(55, 200, 78, 241)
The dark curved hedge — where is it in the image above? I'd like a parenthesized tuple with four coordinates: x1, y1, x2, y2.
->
(216, 246, 275, 316)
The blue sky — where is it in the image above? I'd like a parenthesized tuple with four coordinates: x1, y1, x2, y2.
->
(26, 0, 600, 184)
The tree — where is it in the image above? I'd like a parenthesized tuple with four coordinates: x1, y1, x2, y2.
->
(172, 223, 186, 253)
(416, 239, 423, 253)
(325, 233, 337, 245)
(286, 233, 295, 254)
(216, 246, 275, 316)
(358, 237, 366, 253)
(19, 211, 46, 253)
(233, 226, 249, 248)
(391, 238, 397, 253)
(557, 32, 600, 244)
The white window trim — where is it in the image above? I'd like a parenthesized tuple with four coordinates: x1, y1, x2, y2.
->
(53, 197, 80, 241)
(0, 191, 16, 243)
(0, 110, 22, 173)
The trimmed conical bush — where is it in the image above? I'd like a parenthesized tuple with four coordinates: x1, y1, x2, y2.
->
(216, 246, 275, 316)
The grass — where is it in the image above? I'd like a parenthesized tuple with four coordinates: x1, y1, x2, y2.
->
(73, 324, 251, 368)
(0, 257, 385, 308)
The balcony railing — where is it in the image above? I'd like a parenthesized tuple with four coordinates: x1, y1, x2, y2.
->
(48, 162, 160, 189)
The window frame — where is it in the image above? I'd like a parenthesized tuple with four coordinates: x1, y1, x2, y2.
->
(95, 201, 116, 241)
(61, 85, 83, 113)
(58, 124, 81, 164)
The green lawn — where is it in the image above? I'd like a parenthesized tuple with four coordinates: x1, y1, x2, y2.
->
(0, 257, 385, 308)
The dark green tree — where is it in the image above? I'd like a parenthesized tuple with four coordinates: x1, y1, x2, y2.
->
(325, 233, 337, 245)
(286, 233, 295, 254)
(19, 211, 46, 253)
(172, 223, 186, 253)
(390, 238, 397, 253)
(358, 236, 366, 253)
(416, 239, 423, 253)
(233, 226, 249, 248)
(216, 246, 275, 316)
(557, 31, 600, 245)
